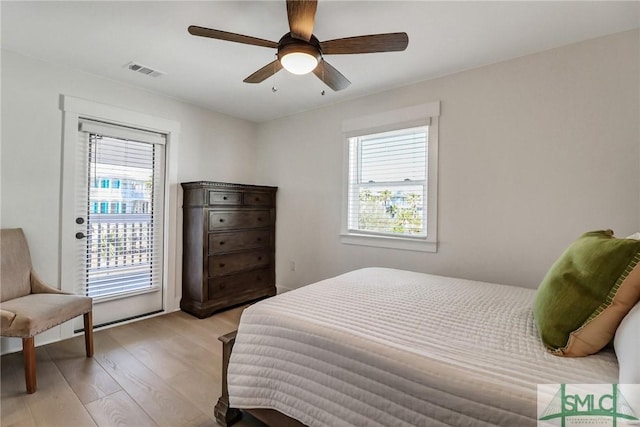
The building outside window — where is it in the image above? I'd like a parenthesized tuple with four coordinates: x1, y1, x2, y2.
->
(347, 126, 428, 238)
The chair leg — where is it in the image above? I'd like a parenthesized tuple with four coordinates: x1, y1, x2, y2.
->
(22, 336, 36, 394)
(83, 311, 94, 357)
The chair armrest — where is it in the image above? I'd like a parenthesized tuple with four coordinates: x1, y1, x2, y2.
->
(30, 270, 68, 295)
(1, 309, 17, 330)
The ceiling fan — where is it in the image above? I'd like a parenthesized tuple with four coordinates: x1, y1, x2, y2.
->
(188, 0, 408, 91)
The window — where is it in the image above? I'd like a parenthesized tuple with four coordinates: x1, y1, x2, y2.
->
(81, 120, 166, 300)
(341, 102, 439, 252)
(348, 126, 428, 237)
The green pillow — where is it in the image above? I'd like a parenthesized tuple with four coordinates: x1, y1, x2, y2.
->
(534, 230, 640, 357)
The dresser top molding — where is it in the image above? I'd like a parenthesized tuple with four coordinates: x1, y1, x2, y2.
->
(181, 181, 278, 191)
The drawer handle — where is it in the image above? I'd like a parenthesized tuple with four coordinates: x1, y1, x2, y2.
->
(256, 238, 262, 242)
(219, 241, 225, 245)
(257, 217, 262, 222)
(256, 276, 262, 281)
(219, 263, 226, 268)
(219, 218, 224, 223)
(220, 283, 226, 289)
(257, 256, 262, 261)
(223, 196, 228, 200)
(255, 197, 260, 202)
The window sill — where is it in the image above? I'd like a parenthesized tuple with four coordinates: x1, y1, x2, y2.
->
(340, 233, 437, 253)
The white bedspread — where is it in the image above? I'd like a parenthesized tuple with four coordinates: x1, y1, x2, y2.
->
(227, 268, 619, 426)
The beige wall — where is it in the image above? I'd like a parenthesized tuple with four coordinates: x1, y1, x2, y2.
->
(1, 49, 259, 281)
(1, 30, 638, 352)
(1, 49, 259, 352)
(256, 30, 640, 291)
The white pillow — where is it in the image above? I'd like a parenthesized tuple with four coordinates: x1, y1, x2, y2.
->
(626, 232, 640, 240)
(614, 302, 640, 413)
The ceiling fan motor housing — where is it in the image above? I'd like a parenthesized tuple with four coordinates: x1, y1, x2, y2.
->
(277, 33, 322, 63)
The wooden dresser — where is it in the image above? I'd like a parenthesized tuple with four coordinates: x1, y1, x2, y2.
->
(181, 181, 277, 318)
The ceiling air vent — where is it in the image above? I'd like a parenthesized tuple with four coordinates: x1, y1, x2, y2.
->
(125, 62, 165, 77)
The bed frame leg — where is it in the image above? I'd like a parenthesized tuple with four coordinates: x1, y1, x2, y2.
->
(215, 331, 241, 426)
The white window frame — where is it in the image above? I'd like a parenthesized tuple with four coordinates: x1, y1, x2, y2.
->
(340, 102, 439, 252)
(59, 95, 180, 336)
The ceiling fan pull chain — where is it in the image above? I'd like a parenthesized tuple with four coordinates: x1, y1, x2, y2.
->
(272, 54, 278, 93)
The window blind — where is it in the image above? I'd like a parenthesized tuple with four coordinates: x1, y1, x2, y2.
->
(76, 119, 166, 300)
(347, 126, 428, 238)
(79, 120, 166, 145)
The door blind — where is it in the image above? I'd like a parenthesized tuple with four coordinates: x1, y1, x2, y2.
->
(76, 119, 166, 300)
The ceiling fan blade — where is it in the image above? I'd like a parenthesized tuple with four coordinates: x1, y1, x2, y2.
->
(320, 33, 409, 55)
(286, 0, 317, 41)
(188, 26, 278, 49)
(243, 60, 283, 84)
(312, 60, 351, 91)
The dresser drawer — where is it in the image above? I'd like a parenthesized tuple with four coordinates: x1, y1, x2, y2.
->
(208, 210, 272, 230)
(208, 250, 270, 276)
(208, 230, 271, 254)
(243, 191, 273, 207)
(208, 190, 242, 205)
(208, 268, 271, 297)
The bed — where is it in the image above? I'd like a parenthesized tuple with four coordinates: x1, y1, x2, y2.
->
(213, 267, 624, 426)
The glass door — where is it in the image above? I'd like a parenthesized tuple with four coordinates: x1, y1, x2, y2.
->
(73, 121, 165, 328)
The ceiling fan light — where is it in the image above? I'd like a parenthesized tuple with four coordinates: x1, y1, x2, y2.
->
(281, 52, 318, 75)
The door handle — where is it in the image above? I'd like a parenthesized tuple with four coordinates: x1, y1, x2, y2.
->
(75, 232, 88, 239)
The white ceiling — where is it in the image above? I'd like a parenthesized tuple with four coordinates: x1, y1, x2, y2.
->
(2, 1, 639, 123)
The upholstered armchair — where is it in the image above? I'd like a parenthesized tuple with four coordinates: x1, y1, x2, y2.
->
(0, 228, 93, 393)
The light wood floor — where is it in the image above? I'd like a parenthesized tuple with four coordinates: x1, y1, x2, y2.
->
(1, 307, 267, 427)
